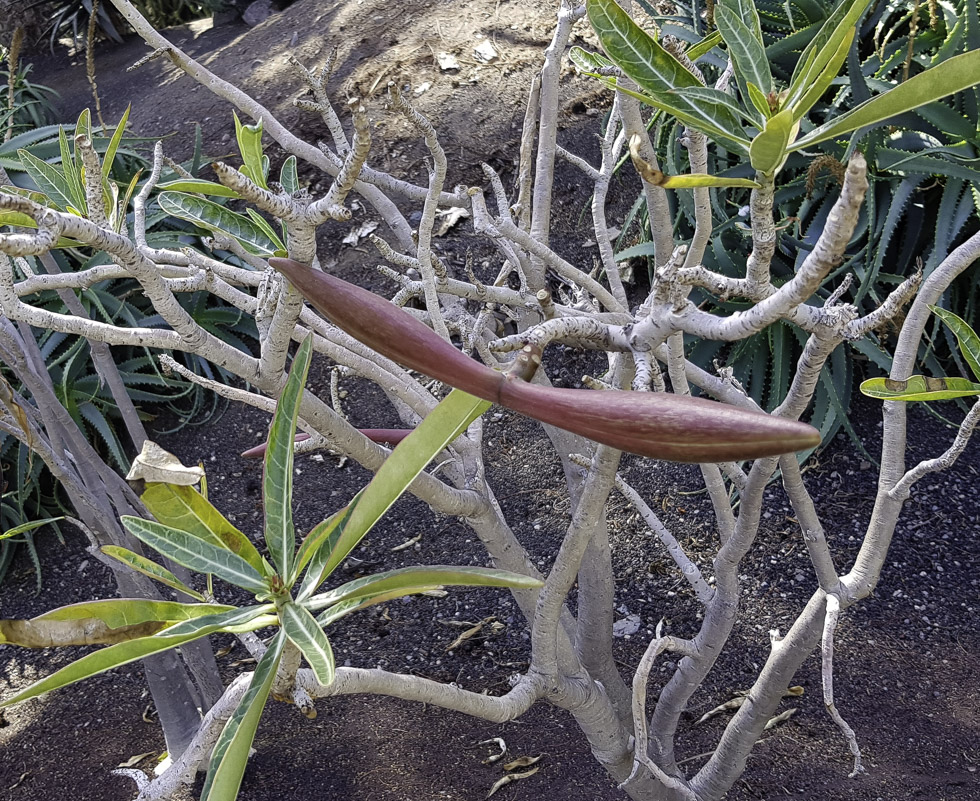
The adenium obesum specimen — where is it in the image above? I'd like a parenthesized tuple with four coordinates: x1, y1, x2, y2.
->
(270, 258, 820, 462)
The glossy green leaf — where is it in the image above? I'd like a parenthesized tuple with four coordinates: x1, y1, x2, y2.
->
(17, 148, 76, 211)
(316, 391, 490, 584)
(200, 631, 284, 801)
(233, 112, 268, 190)
(859, 375, 980, 401)
(750, 108, 795, 174)
(156, 178, 241, 198)
(280, 156, 299, 194)
(245, 208, 286, 252)
(293, 500, 358, 596)
(790, 28, 854, 120)
(570, 47, 751, 153)
(280, 602, 335, 686)
(306, 566, 543, 614)
(121, 516, 269, 594)
(158, 603, 274, 638)
(157, 191, 283, 255)
(58, 124, 86, 213)
(584, 0, 748, 148)
(100, 545, 205, 600)
(264, 336, 314, 578)
(685, 30, 723, 62)
(745, 81, 771, 120)
(100, 105, 131, 184)
(715, 2, 772, 96)
(788, 0, 872, 105)
(140, 483, 267, 575)
(33, 598, 234, 627)
(666, 86, 763, 126)
(931, 306, 980, 383)
(793, 49, 980, 150)
(0, 616, 263, 709)
(0, 516, 63, 541)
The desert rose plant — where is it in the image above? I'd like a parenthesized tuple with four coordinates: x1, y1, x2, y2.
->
(1, 0, 980, 799)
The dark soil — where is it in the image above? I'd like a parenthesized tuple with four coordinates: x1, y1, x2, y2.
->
(2, 3, 979, 801)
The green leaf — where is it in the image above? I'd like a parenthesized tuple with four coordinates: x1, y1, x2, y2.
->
(659, 173, 761, 189)
(100, 545, 205, 601)
(279, 602, 335, 686)
(280, 156, 299, 194)
(665, 85, 763, 126)
(0, 516, 63, 541)
(931, 306, 980, 383)
(58, 125, 86, 213)
(34, 598, 234, 628)
(746, 80, 773, 121)
(750, 108, 795, 174)
(157, 191, 283, 255)
(715, 2, 772, 96)
(200, 632, 284, 801)
(121, 516, 269, 594)
(100, 105, 131, 184)
(859, 375, 980, 402)
(158, 603, 274, 638)
(793, 49, 980, 150)
(156, 179, 241, 198)
(293, 500, 358, 595)
(316, 390, 490, 584)
(233, 112, 268, 190)
(140, 483, 267, 575)
(789, 27, 855, 120)
(16, 148, 76, 211)
(583, 0, 749, 149)
(245, 208, 287, 252)
(306, 566, 543, 614)
(685, 30, 723, 63)
(788, 0, 872, 106)
(0, 617, 261, 709)
(264, 336, 314, 579)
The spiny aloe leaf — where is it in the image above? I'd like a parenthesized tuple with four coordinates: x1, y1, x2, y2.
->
(859, 375, 980, 401)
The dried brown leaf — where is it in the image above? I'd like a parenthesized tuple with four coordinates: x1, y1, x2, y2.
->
(117, 752, 154, 768)
(764, 707, 798, 730)
(502, 755, 542, 770)
(486, 767, 539, 798)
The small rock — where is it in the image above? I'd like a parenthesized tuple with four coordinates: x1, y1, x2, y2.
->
(474, 39, 499, 63)
(437, 52, 460, 71)
(613, 613, 642, 638)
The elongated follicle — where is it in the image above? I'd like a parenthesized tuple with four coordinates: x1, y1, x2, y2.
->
(269, 258, 820, 462)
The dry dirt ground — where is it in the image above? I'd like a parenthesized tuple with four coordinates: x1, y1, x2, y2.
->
(1, 2, 979, 800)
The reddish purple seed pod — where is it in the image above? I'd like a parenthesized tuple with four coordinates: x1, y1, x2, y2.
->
(269, 258, 820, 462)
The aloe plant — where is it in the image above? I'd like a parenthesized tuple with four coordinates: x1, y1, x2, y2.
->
(0, 334, 541, 801)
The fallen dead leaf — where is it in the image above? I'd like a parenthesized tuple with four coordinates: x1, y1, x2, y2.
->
(391, 533, 422, 552)
(487, 766, 539, 797)
(434, 206, 470, 237)
(342, 220, 379, 246)
(502, 755, 542, 770)
(479, 737, 507, 764)
(764, 708, 798, 730)
(117, 752, 154, 768)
